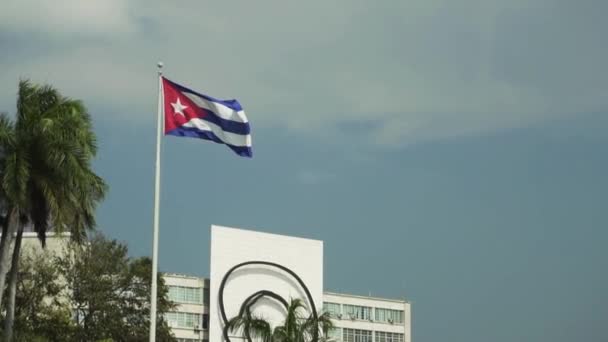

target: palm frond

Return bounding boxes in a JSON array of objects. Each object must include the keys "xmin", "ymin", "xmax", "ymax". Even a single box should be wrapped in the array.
[
  {"xmin": 2, "ymin": 80, "xmax": 107, "ymax": 246},
  {"xmin": 301, "ymin": 310, "xmax": 334, "ymax": 342},
  {"xmin": 0, "ymin": 113, "xmax": 16, "ymax": 149},
  {"xmin": 2, "ymin": 146, "xmax": 30, "ymax": 207},
  {"xmin": 227, "ymin": 312, "xmax": 273, "ymax": 342}
]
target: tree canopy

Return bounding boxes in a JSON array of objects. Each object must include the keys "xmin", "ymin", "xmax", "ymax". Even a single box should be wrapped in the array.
[
  {"xmin": 0, "ymin": 79, "xmax": 109, "ymax": 340},
  {"xmin": 4, "ymin": 234, "xmax": 176, "ymax": 342}
]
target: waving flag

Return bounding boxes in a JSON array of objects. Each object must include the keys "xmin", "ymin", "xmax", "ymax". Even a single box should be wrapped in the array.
[{"xmin": 161, "ymin": 77, "xmax": 252, "ymax": 157}]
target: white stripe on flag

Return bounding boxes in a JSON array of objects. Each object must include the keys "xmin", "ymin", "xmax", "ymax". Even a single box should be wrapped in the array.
[
  {"xmin": 183, "ymin": 93, "xmax": 248, "ymax": 123},
  {"xmin": 182, "ymin": 118, "xmax": 252, "ymax": 147}
]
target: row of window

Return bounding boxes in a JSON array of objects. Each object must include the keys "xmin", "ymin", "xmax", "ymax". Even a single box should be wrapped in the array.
[
  {"xmin": 344, "ymin": 304, "xmax": 372, "ymax": 321},
  {"xmin": 375, "ymin": 331, "xmax": 405, "ymax": 342},
  {"xmin": 323, "ymin": 303, "xmax": 404, "ymax": 324},
  {"xmin": 168, "ymin": 286, "xmax": 203, "ymax": 304},
  {"xmin": 165, "ymin": 312, "xmax": 209, "ymax": 329},
  {"xmin": 375, "ymin": 308, "xmax": 404, "ymax": 324},
  {"xmin": 343, "ymin": 328, "xmax": 373, "ymax": 342},
  {"xmin": 330, "ymin": 328, "xmax": 404, "ymax": 342}
]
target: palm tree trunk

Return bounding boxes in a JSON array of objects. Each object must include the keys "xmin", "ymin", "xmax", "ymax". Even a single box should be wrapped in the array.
[
  {"xmin": 3, "ymin": 226, "xmax": 22, "ymax": 341},
  {"xmin": 3, "ymin": 224, "xmax": 23, "ymax": 342},
  {"xmin": 0, "ymin": 209, "xmax": 20, "ymax": 312}
]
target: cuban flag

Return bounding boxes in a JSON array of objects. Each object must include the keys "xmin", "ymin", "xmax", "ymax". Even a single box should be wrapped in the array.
[{"xmin": 162, "ymin": 77, "xmax": 252, "ymax": 157}]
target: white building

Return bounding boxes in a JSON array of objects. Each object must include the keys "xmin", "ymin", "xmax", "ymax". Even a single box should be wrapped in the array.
[
  {"xmin": 164, "ymin": 274, "xmax": 209, "ymax": 342},
  {"xmin": 323, "ymin": 292, "xmax": 411, "ymax": 342},
  {"xmin": 17, "ymin": 231, "xmax": 70, "ymax": 258},
  {"xmin": 15, "ymin": 227, "xmax": 411, "ymax": 342},
  {"xmin": 163, "ymin": 226, "xmax": 411, "ymax": 342}
]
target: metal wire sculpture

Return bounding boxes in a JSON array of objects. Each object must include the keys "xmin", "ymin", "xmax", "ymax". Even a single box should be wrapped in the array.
[{"xmin": 218, "ymin": 261, "xmax": 319, "ymax": 342}]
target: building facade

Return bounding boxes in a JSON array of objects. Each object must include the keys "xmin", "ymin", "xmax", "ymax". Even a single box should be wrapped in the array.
[
  {"xmin": 164, "ymin": 273, "xmax": 210, "ymax": 342},
  {"xmin": 163, "ymin": 225, "xmax": 411, "ymax": 342},
  {"xmin": 162, "ymin": 274, "xmax": 411, "ymax": 342},
  {"xmin": 19, "ymin": 231, "xmax": 70, "ymax": 257},
  {"xmin": 323, "ymin": 292, "xmax": 411, "ymax": 342},
  {"xmin": 16, "ymin": 227, "xmax": 411, "ymax": 342},
  {"xmin": 209, "ymin": 226, "xmax": 324, "ymax": 342}
]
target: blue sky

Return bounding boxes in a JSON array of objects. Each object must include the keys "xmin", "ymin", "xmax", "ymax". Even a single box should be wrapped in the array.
[{"xmin": 1, "ymin": 1, "xmax": 607, "ymax": 341}]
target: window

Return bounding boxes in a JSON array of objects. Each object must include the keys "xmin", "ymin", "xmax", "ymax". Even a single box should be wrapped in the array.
[
  {"xmin": 203, "ymin": 314, "xmax": 209, "ymax": 329},
  {"xmin": 375, "ymin": 308, "xmax": 404, "ymax": 324},
  {"xmin": 204, "ymin": 287, "xmax": 210, "ymax": 305},
  {"xmin": 165, "ymin": 312, "xmax": 203, "ymax": 329},
  {"xmin": 323, "ymin": 302, "xmax": 341, "ymax": 317},
  {"xmin": 343, "ymin": 328, "xmax": 372, "ymax": 342},
  {"xmin": 328, "ymin": 327, "xmax": 341, "ymax": 342},
  {"xmin": 168, "ymin": 286, "xmax": 203, "ymax": 304},
  {"xmin": 343, "ymin": 304, "xmax": 372, "ymax": 320},
  {"xmin": 375, "ymin": 332, "xmax": 404, "ymax": 342}
]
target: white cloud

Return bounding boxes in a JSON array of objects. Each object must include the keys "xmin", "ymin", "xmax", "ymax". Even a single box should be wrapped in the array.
[
  {"xmin": 1, "ymin": 0, "xmax": 137, "ymax": 36},
  {"xmin": 0, "ymin": 0, "xmax": 606, "ymax": 146}
]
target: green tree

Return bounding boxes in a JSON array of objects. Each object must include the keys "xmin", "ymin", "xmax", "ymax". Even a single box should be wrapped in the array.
[
  {"xmin": 4, "ymin": 234, "xmax": 176, "ymax": 341},
  {"xmin": 9, "ymin": 252, "xmax": 75, "ymax": 342},
  {"xmin": 0, "ymin": 80, "xmax": 107, "ymax": 340},
  {"xmin": 58, "ymin": 234, "xmax": 176, "ymax": 342},
  {"xmin": 227, "ymin": 298, "xmax": 334, "ymax": 342}
]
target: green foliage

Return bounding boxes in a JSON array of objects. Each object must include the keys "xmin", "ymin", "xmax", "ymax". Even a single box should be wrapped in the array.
[
  {"xmin": 5, "ymin": 252, "xmax": 75, "ymax": 341},
  {"xmin": 5, "ymin": 234, "xmax": 176, "ymax": 341},
  {"xmin": 58, "ymin": 233, "xmax": 176, "ymax": 341},
  {"xmin": 228, "ymin": 298, "xmax": 334, "ymax": 342},
  {"xmin": 0, "ymin": 79, "xmax": 107, "ymax": 246},
  {"xmin": 0, "ymin": 78, "xmax": 109, "ymax": 340}
]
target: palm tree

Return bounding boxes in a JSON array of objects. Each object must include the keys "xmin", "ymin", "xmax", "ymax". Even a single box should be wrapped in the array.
[
  {"xmin": 227, "ymin": 298, "xmax": 334, "ymax": 342},
  {"xmin": 0, "ymin": 80, "xmax": 107, "ymax": 340}
]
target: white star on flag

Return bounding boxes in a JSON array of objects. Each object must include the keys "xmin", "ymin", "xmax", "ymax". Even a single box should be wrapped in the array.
[{"xmin": 171, "ymin": 98, "xmax": 188, "ymax": 116}]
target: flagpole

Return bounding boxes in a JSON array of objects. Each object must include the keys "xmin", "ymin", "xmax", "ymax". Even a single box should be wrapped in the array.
[{"xmin": 149, "ymin": 61, "xmax": 163, "ymax": 342}]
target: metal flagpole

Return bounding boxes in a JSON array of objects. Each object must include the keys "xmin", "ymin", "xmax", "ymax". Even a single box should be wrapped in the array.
[{"xmin": 149, "ymin": 61, "xmax": 164, "ymax": 342}]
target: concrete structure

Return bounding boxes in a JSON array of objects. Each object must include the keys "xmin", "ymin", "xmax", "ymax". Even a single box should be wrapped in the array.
[
  {"xmin": 209, "ymin": 225, "xmax": 324, "ymax": 342},
  {"xmin": 163, "ymin": 225, "xmax": 411, "ymax": 342}
]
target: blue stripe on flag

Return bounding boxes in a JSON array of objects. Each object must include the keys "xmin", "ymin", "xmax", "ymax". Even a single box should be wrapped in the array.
[
  {"xmin": 201, "ymin": 109, "xmax": 251, "ymax": 135},
  {"xmin": 166, "ymin": 127, "xmax": 253, "ymax": 157},
  {"xmin": 164, "ymin": 78, "xmax": 243, "ymax": 112}
]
